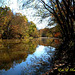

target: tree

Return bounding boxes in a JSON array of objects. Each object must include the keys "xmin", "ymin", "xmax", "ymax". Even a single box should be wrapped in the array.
[
  {"xmin": 0, "ymin": 6, "xmax": 39, "ymax": 39},
  {"xmin": 23, "ymin": 0, "xmax": 75, "ymax": 41},
  {"xmin": 10, "ymin": 13, "xmax": 28, "ymax": 39},
  {"xmin": 28, "ymin": 21, "xmax": 39, "ymax": 38},
  {"xmin": 42, "ymin": 0, "xmax": 75, "ymax": 41},
  {"xmin": 0, "ymin": 6, "xmax": 13, "ymax": 39}
]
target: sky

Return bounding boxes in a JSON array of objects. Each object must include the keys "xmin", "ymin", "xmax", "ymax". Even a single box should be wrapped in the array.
[{"xmin": 0, "ymin": 0, "xmax": 55, "ymax": 30}]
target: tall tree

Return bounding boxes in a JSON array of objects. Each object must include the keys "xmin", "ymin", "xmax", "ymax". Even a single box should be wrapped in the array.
[
  {"xmin": 0, "ymin": 6, "xmax": 13, "ymax": 39},
  {"xmin": 23, "ymin": 0, "xmax": 75, "ymax": 41},
  {"xmin": 40, "ymin": 0, "xmax": 75, "ymax": 41}
]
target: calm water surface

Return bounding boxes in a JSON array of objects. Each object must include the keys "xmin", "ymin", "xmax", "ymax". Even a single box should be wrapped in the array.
[{"xmin": 0, "ymin": 38, "xmax": 60, "ymax": 75}]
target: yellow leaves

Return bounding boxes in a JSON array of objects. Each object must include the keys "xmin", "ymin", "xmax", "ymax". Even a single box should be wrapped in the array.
[
  {"xmin": 51, "ymin": 16, "xmax": 53, "ymax": 18},
  {"xmin": 4, "ymin": 17, "xmax": 8, "ymax": 25},
  {"xmin": 51, "ymin": 14, "xmax": 54, "ymax": 18},
  {"xmin": 55, "ymin": 5, "xmax": 57, "ymax": 8}
]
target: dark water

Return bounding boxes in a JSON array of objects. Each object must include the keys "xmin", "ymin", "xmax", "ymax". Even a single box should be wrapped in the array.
[{"xmin": 0, "ymin": 38, "xmax": 61, "ymax": 75}]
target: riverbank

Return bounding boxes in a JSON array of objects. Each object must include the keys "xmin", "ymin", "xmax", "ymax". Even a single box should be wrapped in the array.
[
  {"xmin": 0, "ymin": 37, "xmax": 59, "ymax": 74},
  {"xmin": 0, "ymin": 37, "xmax": 62, "ymax": 48},
  {"xmin": 42, "ymin": 39, "xmax": 75, "ymax": 75}
]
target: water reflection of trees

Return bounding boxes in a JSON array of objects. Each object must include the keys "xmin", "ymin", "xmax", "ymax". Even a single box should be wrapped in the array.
[
  {"xmin": 39, "ymin": 38, "xmax": 61, "ymax": 48},
  {"xmin": 0, "ymin": 39, "xmax": 38, "ymax": 70},
  {"xmin": 0, "ymin": 38, "xmax": 60, "ymax": 71}
]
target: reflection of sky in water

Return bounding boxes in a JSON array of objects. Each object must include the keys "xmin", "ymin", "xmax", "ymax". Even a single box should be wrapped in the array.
[{"xmin": 0, "ymin": 45, "xmax": 55, "ymax": 75}]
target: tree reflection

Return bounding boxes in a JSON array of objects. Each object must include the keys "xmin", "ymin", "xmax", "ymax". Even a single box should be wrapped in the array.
[{"xmin": 0, "ymin": 38, "xmax": 61, "ymax": 73}]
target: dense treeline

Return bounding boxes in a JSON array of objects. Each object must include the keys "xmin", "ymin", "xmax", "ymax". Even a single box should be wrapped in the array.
[{"xmin": 0, "ymin": 6, "xmax": 39, "ymax": 39}]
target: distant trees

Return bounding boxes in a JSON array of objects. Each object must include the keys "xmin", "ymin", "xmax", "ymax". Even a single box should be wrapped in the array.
[
  {"xmin": 0, "ymin": 6, "xmax": 39, "ymax": 39},
  {"xmin": 39, "ymin": 28, "xmax": 51, "ymax": 37},
  {"xmin": 39, "ymin": 25, "xmax": 61, "ymax": 37}
]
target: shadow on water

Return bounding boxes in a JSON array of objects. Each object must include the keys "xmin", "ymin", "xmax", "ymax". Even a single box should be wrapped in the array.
[
  {"xmin": 0, "ymin": 38, "xmax": 61, "ymax": 75},
  {"xmin": 42, "ymin": 39, "xmax": 75, "ymax": 75}
]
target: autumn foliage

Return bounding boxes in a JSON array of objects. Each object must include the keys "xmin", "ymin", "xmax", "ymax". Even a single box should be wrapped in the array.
[
  {"xmin": 54, "ymin": 32, "xmax": 61, "ymax": 37},
  {"xmin": 0, "ymin": 6, "xmax": 39, "ymax": 39},
  {"xmin": 41, "ymin": 0, "xmax": 75, "ymax": 41}
]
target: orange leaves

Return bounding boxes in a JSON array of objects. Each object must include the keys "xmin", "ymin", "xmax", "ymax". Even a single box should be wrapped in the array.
[
  {"xmin": 54, "ymin": 32, "xmax": 61, "ymax": 37},
  {"xmin": 58, "ymin": 14, "xmax": 60, "ymax": 16},
  {"xmin": 55, "ymin": 5, "xmax": 57, "ymax": 8},
  {"xmin": 51, "ymin": 15, "xmax": 54, "ymax": 18},
  {"xmin": 54, "ymin": 39, "xmax": 60, "ymax": 44},
  {"xmin": 51, "ymin": 14, "xmax": 54, "ymax": 18}
]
